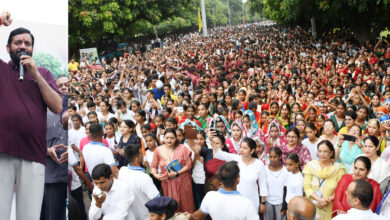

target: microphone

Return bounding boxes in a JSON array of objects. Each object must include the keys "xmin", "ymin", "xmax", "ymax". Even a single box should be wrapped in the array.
[{"xmin": 19, "ymin": 51, "xmax": 27, "ymax": 81}]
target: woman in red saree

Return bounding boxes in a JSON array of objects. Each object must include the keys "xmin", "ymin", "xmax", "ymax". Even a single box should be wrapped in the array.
[{"xmin": 332, "ymin": 156, "xmax": 382, "ymax": 217}]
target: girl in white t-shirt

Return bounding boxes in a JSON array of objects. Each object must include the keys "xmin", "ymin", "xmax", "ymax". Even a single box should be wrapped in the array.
[
  {"xmin": 144, "ymin": 133, "xmax": 158, "ymax": 168},
  {"xmin": 69, "ymin": 114, "xmax": 86, "ymax": 149},
  {"xmin": 144, "ymin": 133, "xmax": 162, "ymax": 193},
  {"xmin": 188, "ymin": 130, "xmax": 207, "ymax": 208},
  {"xmin": 265, "ymin": 147, "xmax": 288, "ymax": 220},
  {"xmin": 104, "ymin": 122, "xmax": 117, "ymax": 151},
  {"xmin": 302, "ymin": 123, "xmax": 320, "ymax": 161},
  {"xmin": 285, "ymin": 153, "xmax": 303, "ymax": 204},
  {"xmin": 98, "ymin": 101, "xmax": 115, "ymax": 123}
]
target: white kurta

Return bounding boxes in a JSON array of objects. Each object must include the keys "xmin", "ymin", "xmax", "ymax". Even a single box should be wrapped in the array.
[{"xmin": 368, "ymin": 157, "xmax": 390, "ymax": 185}]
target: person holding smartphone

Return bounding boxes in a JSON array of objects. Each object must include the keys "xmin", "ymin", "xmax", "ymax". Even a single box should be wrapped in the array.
[{"xmin": 336, "ymin": 125, "xmax": 364, "ymax": 173}]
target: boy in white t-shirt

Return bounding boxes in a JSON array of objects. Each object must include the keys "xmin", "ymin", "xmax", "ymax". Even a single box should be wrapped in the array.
[
  {"xmin": 82, "ymin": 123, "xmax": 119, "ymax": 178},
  {"xmin": 187, "ymin": 161, "xmax": 259, "ymax": 220},
  {"xmin": 118, "ymin": 143, "xmax": 160, "ymax": 220}
]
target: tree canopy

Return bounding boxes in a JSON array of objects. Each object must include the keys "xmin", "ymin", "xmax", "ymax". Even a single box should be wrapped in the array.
[
  {"xmin": 248, "ymin": 0, "xmax": 390, "ymax": 40},
  {"xmin": 69, "ymin": 0, "xmax": 253, "ymax": 57},
  {"xmin": 69, "ymin": 0, "xmax": 192, "ymax": 57}
]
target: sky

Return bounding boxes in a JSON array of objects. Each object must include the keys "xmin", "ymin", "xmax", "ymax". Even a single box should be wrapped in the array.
[
  {"xmin": 0, "ymin": 0, "xmax": 67, "ymax": 63},
  {"xmin": 3, "ymin": 0, "xmax": 67, "ymax": 26}
]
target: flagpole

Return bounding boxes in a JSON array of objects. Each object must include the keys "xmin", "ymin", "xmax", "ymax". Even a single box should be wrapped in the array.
[
  {"xmin": 227, "ymin": 0, "xmax": 232, "ymax": 27},
  {"xmin": 201, "ymin": 0, "xmax": 208, "ymax": 37}
]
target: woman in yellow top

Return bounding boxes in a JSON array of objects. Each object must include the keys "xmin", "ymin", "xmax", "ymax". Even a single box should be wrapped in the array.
[
  {"xmin": 337, "ymin": 111, "xmax": 357, "ymax": 135},
  {"xmin": 303, "ymin": 140, "xmax": 346, "ymax": 220}
]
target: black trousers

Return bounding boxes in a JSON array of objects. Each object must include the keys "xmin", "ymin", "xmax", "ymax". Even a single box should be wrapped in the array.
[
  {"xmin": 40, "ymin": 182, "xmax": 67, "ymax": 220},
  {"xmin": 71, "ymin": 186, "xmax": 88, "ymax": 220}
]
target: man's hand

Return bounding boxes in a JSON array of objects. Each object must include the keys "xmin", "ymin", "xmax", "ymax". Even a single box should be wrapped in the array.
[
  {"xmin": 47, "ymin": 148, "xmax": 59, "ymax": 164},
  {"xmin": 93, "ymin": 193, "xmax": 106, "ymax": 208},
  {"xmin": 47, "ymin": 144, "xmax": 68, "ymax": 164},
  {"xmin": 58, "ymin": 149, "xmax": 68, "ymax": 164},
  {"xmin": 20, "ymin": 55, "xmax": 39, "ymax": 78},
  {"xmin": 0, "ymin": 11, "xmax": 12, "ymax": 26}
]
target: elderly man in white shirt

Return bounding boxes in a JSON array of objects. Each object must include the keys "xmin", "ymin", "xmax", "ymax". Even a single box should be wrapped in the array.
[
  {"xmin": 118, "ymin": 144, "xmax": 160, "ymax": 220},
  {"xmin": 333, "ymin": 180, "xmax": 387, "ymax": 220},
  {"xmin": 89, "ymin": 163, "xmax": 135, "ymax": 220}
]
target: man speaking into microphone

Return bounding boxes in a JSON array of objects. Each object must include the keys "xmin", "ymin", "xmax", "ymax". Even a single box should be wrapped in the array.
[{"xmin": 0, "ymin": 11, "xmax": 63, "ymax": 220}]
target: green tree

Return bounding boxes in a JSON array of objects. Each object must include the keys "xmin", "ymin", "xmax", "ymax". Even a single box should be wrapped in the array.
[
  {"xmin": 248, "ymin": 0, "xmax": 390, "ymax": 41},
  {"xmin": 33, "ymin": 53, "xmax": 67, "ymax": 79},
  {"xmin": 205, "ymin": 0, "xmax": 228, "ymax": 28},
  {"xmin": 69, "ymin": 0, "xmax": 193, "ymax": 57}
]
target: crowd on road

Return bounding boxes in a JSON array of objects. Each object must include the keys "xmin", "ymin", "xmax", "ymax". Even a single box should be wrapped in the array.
[{"xmin": 67, "ymin": 21, "xmax": 390, "ymax": 220}]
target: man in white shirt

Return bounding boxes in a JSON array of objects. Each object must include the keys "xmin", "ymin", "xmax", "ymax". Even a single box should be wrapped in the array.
[
  {"xmin": 118, "ymin": 144, "xmax": 160, "ymax": 220},
  {"xmin": 187, "ymin": 161, "xmax": 259, "ymax": 220},
  {"xmin": 333, "ymin": 180, "xmax": 387, "ymax": 220},
  {"xmin": 82, "ymin": 123, "xmax": 119, "ymax": 178},
  {"xmin": 89, "ymin": 164, "xmax": 135, "ymax": 220}
]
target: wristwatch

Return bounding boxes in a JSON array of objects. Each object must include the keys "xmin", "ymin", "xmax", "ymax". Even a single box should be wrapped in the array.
[{"xmin": 260, "ymin": 201, "xmax": 266, "ymax": 205}]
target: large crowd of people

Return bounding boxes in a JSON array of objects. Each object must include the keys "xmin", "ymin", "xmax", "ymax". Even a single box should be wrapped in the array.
[{"xmin": 67, "ymin": 21, "xmax": 390, "ymax": 219}]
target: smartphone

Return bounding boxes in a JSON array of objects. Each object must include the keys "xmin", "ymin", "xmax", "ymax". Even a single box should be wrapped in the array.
[
  {"xmin": 210, "ymin": 129, "xmax": 223, "ymax": 137},
  {"xmin": 343, "ymin": 134, "xmax": 356, "ymax": 142}
]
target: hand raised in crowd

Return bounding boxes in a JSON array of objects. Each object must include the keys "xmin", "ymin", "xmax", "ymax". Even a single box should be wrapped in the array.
[{"xmin": 0, "ymin": 11, "xmax": 12, "ymax": 26}]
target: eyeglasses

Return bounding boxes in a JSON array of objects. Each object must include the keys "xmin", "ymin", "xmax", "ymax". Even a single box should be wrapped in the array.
[
  {"xmin": 286, "ymin": 136, "xmax": 298, "ymax": 139},
  {"xmin": 318, "ymin": 150, "xmax": 331, "ymax": 154}
]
